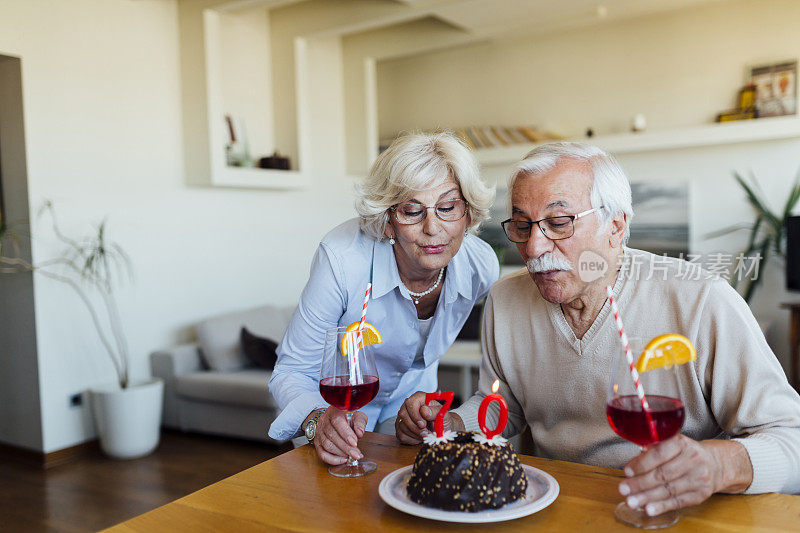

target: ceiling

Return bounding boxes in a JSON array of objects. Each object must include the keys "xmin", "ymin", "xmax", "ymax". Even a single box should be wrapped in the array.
[
  {"xmin": 392, "ymin": 0, "xmax": 730, "ymax": 38},
  {"xmin": 208, "ymin": 0, "xmax": 732, "ymax": 45}
]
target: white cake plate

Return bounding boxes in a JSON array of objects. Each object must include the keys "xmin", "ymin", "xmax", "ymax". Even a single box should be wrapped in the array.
[{"xmin": 378, "ymin": 464, "xmax": 559, "ymax": 523}]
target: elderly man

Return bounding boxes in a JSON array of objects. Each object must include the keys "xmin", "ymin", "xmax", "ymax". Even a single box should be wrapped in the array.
[{"xmin": 396, "ymin": 142, "xmax": 800, "ymax": 518}]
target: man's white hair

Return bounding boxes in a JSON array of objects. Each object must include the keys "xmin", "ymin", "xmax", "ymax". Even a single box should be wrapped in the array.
[{"xmin": 509, "ymin": 142, "xmax": 634, "ymax": 245}]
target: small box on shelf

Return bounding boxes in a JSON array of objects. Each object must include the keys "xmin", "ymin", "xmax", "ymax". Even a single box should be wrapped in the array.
[{"xmin": 257, "ymin": 152, "xmax": 291, "ymax": 170}]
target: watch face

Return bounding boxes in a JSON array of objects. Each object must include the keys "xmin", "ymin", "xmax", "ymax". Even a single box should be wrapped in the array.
[{"xmin": 305, "ymin": 420, "xmax": 316, "ymax": 441}]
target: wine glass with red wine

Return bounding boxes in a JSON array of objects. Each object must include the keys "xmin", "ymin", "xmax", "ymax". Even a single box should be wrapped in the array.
[
  {"xmin": 606, "ymin": 336, "xmax": 685, "ymax": 529},
  {"xmin": 318, "ymin": 326, "xmax": 380, "ymax": 477}
]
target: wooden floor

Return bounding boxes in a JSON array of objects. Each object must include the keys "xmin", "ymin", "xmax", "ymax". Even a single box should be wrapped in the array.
[{"xmin": 0, "ymin": 431, "xmax": 292, "ymax": 533}]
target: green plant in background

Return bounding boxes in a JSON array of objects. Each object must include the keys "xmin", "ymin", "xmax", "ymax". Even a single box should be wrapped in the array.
[
  {"xmin": 709, "ymin": 169, "xmax": 800, "ymax": 303},
  {"xmin": 0, "ymin": 201, "xmax": 134, "ymax": 388}
]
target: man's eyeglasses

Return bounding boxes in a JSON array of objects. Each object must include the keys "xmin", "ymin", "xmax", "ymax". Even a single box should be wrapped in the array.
[
  {"xmin": 390, "ymin": 199, "xmax": 468, "ymax": 225},
  {"xmin": 501, "ymin": 206, "xmax": 605, "ymax": 243}
]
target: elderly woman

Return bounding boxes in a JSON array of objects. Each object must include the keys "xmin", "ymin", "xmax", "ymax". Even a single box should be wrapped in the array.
[{"xmin": 268, "ymin": 131, "xmax": 498, "ymax": 466}]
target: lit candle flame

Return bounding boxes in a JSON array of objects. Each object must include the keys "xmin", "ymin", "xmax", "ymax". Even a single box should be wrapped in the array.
[
  {"xmin": 613, "ymin": 384, "xmax": 619, "ymax": 394},
  {"xmin": 492, "ymin": 379, "xmax": 500, "ymax": 393}
]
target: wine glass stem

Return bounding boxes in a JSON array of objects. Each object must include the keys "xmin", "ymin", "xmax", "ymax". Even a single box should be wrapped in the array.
[{"xmin": 345, "ymin": 411, "xmax": 358, "ymax": 467}]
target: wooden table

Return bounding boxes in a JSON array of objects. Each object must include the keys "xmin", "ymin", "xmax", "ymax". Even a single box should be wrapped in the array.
[
  {"xmin": 107, "ymin": 432, "xmax": 798, "ymax": 532},
  {"xmin": 782, "ymin": 302, "xmax": 800, "ymax": 390}
]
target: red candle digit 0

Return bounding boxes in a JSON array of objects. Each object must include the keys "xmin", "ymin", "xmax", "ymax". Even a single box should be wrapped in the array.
[
  {"xmin": 425, "ymin": 391, "xmax": 454, "ymax": 437},
  {"xmin": 478, "ymin": 380, "xmax": 509, "ymax": 439}
]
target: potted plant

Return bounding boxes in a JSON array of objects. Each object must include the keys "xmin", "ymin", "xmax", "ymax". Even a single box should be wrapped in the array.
[
  {"xmin": 0, "ymin": 202, "xmax": 163, "ymax": 459},
  {"xmin": 708, "ymin": 169, "xmax": 800, "ymax": 303}
]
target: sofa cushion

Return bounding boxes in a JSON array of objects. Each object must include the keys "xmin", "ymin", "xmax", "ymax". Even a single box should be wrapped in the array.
[
  {"xmin": 240, "ymin": 327, "xmax": 279, "ymax": 369},
  {"xmin": 175, "ymin": 369, "xmax": 276, "ymax": 409},
  {"xmin": 196, "ymin": 305, "xmax": 295, "ymax": 371}
]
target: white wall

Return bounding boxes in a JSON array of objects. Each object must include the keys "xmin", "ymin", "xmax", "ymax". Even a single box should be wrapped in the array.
[
  {"xmin": 378, "ymin": 0, "xmax": 800, "ymax": 139},
  {"xmin": 0, "ymin": 0, "xmax": 354, "ymax": 452},
  {"xmin": 341, "ymin": 17, "xmax": 473, "ymax": 175},
  {"xmin": 219, "ymin": 7, "xmax": 274, "ymax": 158},
  {"xmin": 378, "ymin": 0, "xmax": 800, "ymax": 372}
]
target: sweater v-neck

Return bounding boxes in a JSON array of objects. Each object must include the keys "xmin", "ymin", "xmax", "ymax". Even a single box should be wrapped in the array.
[{"xmin": 544, "ymin": 249, "xmax": 631, "ymax": 356}]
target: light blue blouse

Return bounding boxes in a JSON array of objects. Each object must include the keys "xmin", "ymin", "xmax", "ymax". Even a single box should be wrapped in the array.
[{"xmin": 267, "ymin": 218, "xmax": 499, "ymax": 441}]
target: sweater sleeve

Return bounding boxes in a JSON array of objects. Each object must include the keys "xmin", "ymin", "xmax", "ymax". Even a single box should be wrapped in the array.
[
  {"xmin": 698, "ymin": 280, "xmax": 800, "ymax": 494},
  {"xmin": 451, "ymin": 289, "xmax": 527, "ymax": 437}
]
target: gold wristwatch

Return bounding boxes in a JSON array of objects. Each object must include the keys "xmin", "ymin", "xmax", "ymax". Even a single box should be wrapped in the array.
[{"xmin": 304, "ymin": 408, "xmax": 326, "ymax": 443}]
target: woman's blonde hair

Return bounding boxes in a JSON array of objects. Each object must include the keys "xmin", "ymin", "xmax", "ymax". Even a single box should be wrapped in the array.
[{"xmin": 355, "ymin": 131, "xmax": 494, "ymax": 241}]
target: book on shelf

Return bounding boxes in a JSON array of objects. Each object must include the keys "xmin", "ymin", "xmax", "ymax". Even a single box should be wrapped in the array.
[
  {"xmin": 455, "ymin": 129, "xmax": 478, "ymax": 150},
  {"xmin": 468, "ymin": 126, "xmax": 492, "ymax": 148},
  {"xmin": 491, "ymin": 126, "xmax": 513, "ymax": 146},
  {"xmin": 504, "ymin": 126, "xmax": 528, "ymax": 144},
  {"xmin": 483, "ymin": 126, "xmax": 505, "ymax": 147},
  {"xmin": 380, "ymin": 125, "xmax": 563, "ymax": 153},
  {"xmin": 518, "ymin": 125, "xmax": 547, "ymax": 143}
]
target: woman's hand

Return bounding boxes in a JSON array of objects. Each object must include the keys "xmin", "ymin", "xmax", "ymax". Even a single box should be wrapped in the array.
[
  {"xmin": 395, "ymin": 391, "xmax": 465, "ymax": 445},
  {"xmin": 310, "ymin": 407, "xmax": 368, "ymax": 465}
]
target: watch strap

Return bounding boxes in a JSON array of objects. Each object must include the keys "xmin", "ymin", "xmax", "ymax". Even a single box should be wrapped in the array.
[{"xmin": 306, "ymin": 408, "xmax": 326, "ymax": 442}]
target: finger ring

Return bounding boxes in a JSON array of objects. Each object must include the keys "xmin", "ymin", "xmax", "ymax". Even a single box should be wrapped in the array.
[{"xmin": 398, "ymin": 417, "xmax": 403, "ymax": 424}]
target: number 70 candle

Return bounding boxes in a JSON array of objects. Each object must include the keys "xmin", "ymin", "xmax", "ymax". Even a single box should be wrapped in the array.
[
  {"xmin": 478, "ymin": 380, "xmax": 508, "ymax": 440},
  {"xmin": 424, "ymin": 391, "xmax": 454, "ymax": 438}
]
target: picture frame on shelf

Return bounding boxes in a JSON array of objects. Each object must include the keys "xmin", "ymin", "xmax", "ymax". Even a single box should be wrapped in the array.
[{"xmin": 749, "ymin": 60, "xmax": 797, "ymax": 118}]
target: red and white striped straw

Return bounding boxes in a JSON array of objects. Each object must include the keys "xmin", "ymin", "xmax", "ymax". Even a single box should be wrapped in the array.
[
  {"xmin": 353, "ymin": 283, "xmax": 372, "ymax": 384},
  {"xmin": 358, "ymin": 283, "xmax": 371, "ymax": 335},
  {"xmin": 605, "ymin": 285, "xmax": 659, "ymax": 443}
]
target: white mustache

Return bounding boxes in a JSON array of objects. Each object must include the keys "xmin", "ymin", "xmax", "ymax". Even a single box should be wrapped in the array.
[{"xmin": 526, "ymin": 252, "xmax": 574, "ymax": 273}]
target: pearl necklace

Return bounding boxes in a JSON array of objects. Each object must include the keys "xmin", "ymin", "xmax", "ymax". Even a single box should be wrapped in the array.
[{"xmin": 403, "ymin": 268, "xmax": 444, "ymax": 305}]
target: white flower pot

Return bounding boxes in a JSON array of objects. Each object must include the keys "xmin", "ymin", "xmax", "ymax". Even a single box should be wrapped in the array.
[{"xmin": 90, "ymin": 378, "xmax": 164, "ymax": 459}]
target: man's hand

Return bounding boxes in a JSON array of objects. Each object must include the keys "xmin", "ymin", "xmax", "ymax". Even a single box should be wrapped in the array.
[
  {"xmin": 308, "ymin": 407, "xmax": 368, "ymax": 465},
  {"xmin": 619, "ymin": 434, "xmax": 753, "ymax": 516},
  {"xmin": 395, "ymin": 391, "xmax": 465, "ymax": 444}
]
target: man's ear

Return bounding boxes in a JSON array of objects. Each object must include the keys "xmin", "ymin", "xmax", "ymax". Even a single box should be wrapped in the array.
[{"xmin": 609, "ymin": 213, "xmax": 627, "ymax": 247}]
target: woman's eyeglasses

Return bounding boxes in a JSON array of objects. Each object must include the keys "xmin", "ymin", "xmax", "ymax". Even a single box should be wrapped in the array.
[{"xmin": 391, "ymin": 199, "xmax": 467, "ymax": 225}]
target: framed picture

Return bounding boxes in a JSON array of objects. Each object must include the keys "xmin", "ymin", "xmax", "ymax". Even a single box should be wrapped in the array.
[{"xmin": 749, "ymin": 60, "xmax": 797, "ymax": 117}]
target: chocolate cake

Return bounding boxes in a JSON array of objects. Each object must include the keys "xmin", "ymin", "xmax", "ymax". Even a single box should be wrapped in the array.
[{"xmin": 406, "ymin": 431, "xmax": 527, "ymax": 512}]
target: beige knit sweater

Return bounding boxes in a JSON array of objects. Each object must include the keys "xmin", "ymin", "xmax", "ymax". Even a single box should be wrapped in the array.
[{"xmin": 452, "ymin": 248, "xmax": 800, "ymax": 494}]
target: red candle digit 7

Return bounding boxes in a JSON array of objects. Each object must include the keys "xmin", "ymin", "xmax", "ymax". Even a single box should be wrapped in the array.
[{"xmin": 424, "ymin": 391, "xmax": 454, "ymax": 437}]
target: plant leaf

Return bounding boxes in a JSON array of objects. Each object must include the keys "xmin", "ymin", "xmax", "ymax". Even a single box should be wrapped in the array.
[
  {"xmin": 704, "ymin": 223, "xmax": 752, "ymax": 240},
  {"xmin": 782, "ymin": 166, "xmax": 800, "ymax": 220},
  {"xmin": 745, "ymin": 215, "xmax": 763, "ymax": 254},
  {"xmin": 734, "ymin": 171, "xmax": 780, "ymax": 227},
  {"xmin": 742, "ymin": 238, "xmax": 772, "ymax": 303}
]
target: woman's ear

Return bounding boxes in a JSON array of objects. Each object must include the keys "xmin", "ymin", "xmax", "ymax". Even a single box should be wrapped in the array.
[{"xmin": 384, "ymin": 218, "xmax": 394, "ymax": 240}]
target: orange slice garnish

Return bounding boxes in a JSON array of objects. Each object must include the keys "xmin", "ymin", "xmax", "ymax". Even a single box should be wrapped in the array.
[
  {"xmin": 340, "ymin": 321, "xmax": 383, "ymax": 355},
  {"xmin": 636, "ymin": 334, "xmax": 696, "ymax": 373}
]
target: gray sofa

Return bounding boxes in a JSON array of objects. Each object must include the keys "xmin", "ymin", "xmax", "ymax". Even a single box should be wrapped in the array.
[{"xmin": 150, "ymin": 304, "xmax": 295, "ymax": 443}]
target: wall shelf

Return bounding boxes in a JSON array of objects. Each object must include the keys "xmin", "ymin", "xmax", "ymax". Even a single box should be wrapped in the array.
[
  {"xmin": 475, "ymin": 116, "xmax": 800, "ymax": 167},
  {"xmin": 188, "ymin": 8, "xmax": 312, "ymax": 191},
  {"xmin": 211, "ymin": 166, "xmax": 309, "ymax": 190}
]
